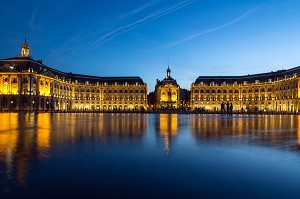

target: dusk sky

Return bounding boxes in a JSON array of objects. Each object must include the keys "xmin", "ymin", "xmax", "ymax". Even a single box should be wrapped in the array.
[{"xmin": 1, "ymin": 0, "xmax": 300, "ymax": 91}]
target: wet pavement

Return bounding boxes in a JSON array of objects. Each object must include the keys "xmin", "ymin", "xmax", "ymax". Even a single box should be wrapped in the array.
[{"xmin": 0, "ymin": 113, "xmax": 300, "ymax": 198}]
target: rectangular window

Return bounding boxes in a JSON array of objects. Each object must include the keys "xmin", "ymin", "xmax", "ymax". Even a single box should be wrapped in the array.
[{"xmin": 12, "ymin": 78, "xmax": 18, "ymax": 83}]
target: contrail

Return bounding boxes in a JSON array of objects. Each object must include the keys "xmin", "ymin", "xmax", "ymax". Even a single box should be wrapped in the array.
[
  {"xmin": 88, "ymin": 0, "xmax": 197, "ymax": 49},
  {"xmin": 77, "ymin": 1, "xmax": 163, "ymax": 51},
  {"xmin": 47, "ymin": 0, "xmax": 197, "ymax": 66},
  {"xmin": 120, "ymin": 0, "xmax": 162, "ymax": 19},
  {"xmin": 163, "ymin": 5, "xmax": 261, "ymax": 48},
  {"xmin": 48, "ymin": 1, "xmax": 163, "ymax": 63}
]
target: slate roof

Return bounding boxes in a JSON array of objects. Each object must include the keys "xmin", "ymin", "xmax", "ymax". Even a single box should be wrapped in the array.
[
  {"xmin": 0, "ymin": 57, "xmax": 145, "ymax": 85},
  {"xmin": 156, "ymin": 77, "xmax": 179, "ymax": 88},
  {"xmin": 194, "ymin": 66, "xmax": 300, "ymax": 85}
]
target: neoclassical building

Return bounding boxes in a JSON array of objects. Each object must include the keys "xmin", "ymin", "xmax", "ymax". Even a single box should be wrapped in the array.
[
  {"xmin": 0, "ymin": 40, "xmax": 147, "ymax": 111},
  {"xmin": 190, "ymin": 67, "xmax": 300, "ymax": 112},
  {"xmin": 154, "ymin": 67, "xmax": 180, "ymax": 108}
]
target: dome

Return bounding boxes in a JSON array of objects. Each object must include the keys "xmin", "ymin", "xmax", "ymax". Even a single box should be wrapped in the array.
[
  {"xmin": 20, "ymin": 38, "xmax": 30, "ymax": 57},
  {"xmin": 167, "ymin": 67, "xmax": 171, "ymax": 73},
  {"xmin": 22, "ymin": 39, "xmax": 29, "ymax": 48}
]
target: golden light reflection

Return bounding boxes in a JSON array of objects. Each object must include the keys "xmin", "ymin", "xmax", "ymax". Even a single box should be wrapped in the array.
[
  {"xmin": 37, "ymin": 114, "xmax": 51, "ymax": 158},
  {"xmin": 190, "ymin": 115, "xmax": 300, "ymax": 149},
  {"xmin": 0, "ymin": 113, "xmax": 147, "ymax": 186},
  {"xmin": 158, "ymin": 114, "xmax": 178, "ymax": 154},
  {"xmin": 101, "ymin": 113, "xmax": 147, "ymax": 138},
  {"xmin": 0, "ymin": 114, "xmax": 18, "ymax": 160},
  {"xmin": 0, "ymin": 113, "xmax": 53, "ymax": 186},
  {"xmin": 0, "ymin": 114, "xmax": 25, "ymax": 185},
  {"xmin": 0, "ymin": 116, "xmax": 18, "ymax": 182},
  {"xmin": 298, "ymin": 116, "xmax": 300, "ymax": 145},
  {"xmin": 48, "ymin": 113, "xmax": 147, "ymax": 146}
]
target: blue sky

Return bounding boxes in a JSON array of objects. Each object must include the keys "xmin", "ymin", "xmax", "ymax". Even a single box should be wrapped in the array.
[{"xmin": 1, "ymin": 0, "xmax": 300, "ymax": 91}]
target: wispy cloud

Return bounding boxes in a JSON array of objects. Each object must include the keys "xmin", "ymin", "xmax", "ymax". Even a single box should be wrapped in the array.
[
  {"xmin": 47, "ymin": 0, "xmax": 197, "ymax": 66},
  {"xmin": 28, "ymin": 6, "xmax": 39, "ymax": 33},
  {"xmin": 162, "ymin": 5, "xmax": 261, "ymax": 48},
  {"xmin": 119, "ymin": 0, "xmax": 162, "ymax": 19},
  {"xmin": 86, "ymin": 0, "xmax": 197, "ymax": 50}
]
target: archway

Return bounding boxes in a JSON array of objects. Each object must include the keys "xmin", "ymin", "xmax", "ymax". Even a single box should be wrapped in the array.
[
  {"xmin": 22, "ymin": 96, "xmax": 28, "ymax": 110},
  {"xmin": 41, "ymin": 98, "xmax": 45, "ymax": 110},
  {"xmin": 10, "ymin": 97, "xmax": 16, "ymax": 110},
  {"xmin": 140, "ymin": 106, "xmax": 145, "ymax": 111},
  {"xmin": 2, "ymin": 97, "xmax": 8, "ymax": 110},
  {"xmin": 50, "ymin": 99, "xmax": 55, "ymax": 110},
  {"xmin": 56, "ymin": 100, "xmax": 59, "ymax": 110},
  {"xmin": 46, "ymin": 99, "xmax": 50, "ymax": 110},
  {"xmin": 32, "ymin": 97, "xmax": 37, "ymax": 110}
]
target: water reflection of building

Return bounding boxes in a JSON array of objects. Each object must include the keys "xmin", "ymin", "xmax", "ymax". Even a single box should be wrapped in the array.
[
  {"xmin": 0, "ymin": 113, "xmax": 147, "ymax": 187},
  {"xmin": 155, "ymin": 114, "xmax": 178, "ymax": 154},
  {"xmin": 190, "ymin": 115, "xmax": 300, "ymax": 150},
  {"xmin": 0, "ymin": 40, "xmax": 148, "ymax": 111},
  {"xmin": 49, "ymin": 114, "xmax": 147, "ymax": 146},
  {"xmin": 0, "ymin": 113, "xmax": 51, "ymax": 186},
  {"xmin": 37, "ymin": 114, "xmax": 51, "ymax": 158},
  {"xmin": 0, "ymin": 113, "xmax": 18, "ymax": 183},
  {"xmin": 100, "ymin": 114, "xmax": 147, "ymax": 138},
  {"xmin": 297, "ymin": 116, "xmax": 300, "ymax": 148}
]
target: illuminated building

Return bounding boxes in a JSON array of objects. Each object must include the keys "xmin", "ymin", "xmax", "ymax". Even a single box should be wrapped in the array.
[
  {"xmin": 0, "ymin": 40, "xmax": 147, "ymax": 111},
  {"xmin": 190, "ymin": 68, "xmax": 300, "ymax": 112},
  {"xmin": 154, "ymin": 67, "xmax": 180, "ymax": 108}
]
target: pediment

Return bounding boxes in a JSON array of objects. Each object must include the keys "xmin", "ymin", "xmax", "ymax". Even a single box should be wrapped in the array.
[{"xmin": 42, "ymin": 70, "xmax": 57, "ymax": 78}]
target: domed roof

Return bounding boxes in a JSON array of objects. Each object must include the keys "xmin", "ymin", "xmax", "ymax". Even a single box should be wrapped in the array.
[
  {"xmin": 20, "ymin": 38, "xmax": 31, "ymax": 57},
  {"xmin": 167, "ymin": 66, "xmax": 171, "ymax": 73},
  {"xmin": 22, "ymin": 39, "xmax": 29, "ymax": 48}
]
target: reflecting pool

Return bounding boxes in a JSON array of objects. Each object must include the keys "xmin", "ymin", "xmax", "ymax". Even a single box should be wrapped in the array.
[{"xmin": 1, "ymin": 113, "xmax": 300, "ymax": 198}]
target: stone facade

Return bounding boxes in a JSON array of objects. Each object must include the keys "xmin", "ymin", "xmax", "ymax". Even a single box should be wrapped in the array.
[
  {"xmin": 190, "ymin": 69, "xmax": 300, "ymax": 112},
  {"xmin": 154, "ymin": 67, "xmax": 180, "ymax": 109},
  {"xmin": 0, "ymin": 41, "xmax": 147, "ymax": 111},
  {"xmin": 2, "ymin": 39, "xmax": 300, "ymax": 113}
]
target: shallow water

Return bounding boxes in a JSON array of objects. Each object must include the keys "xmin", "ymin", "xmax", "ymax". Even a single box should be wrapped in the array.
[{"xmin": 0, "ymin": 113, "xmax": 300, "ymax": 198}]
